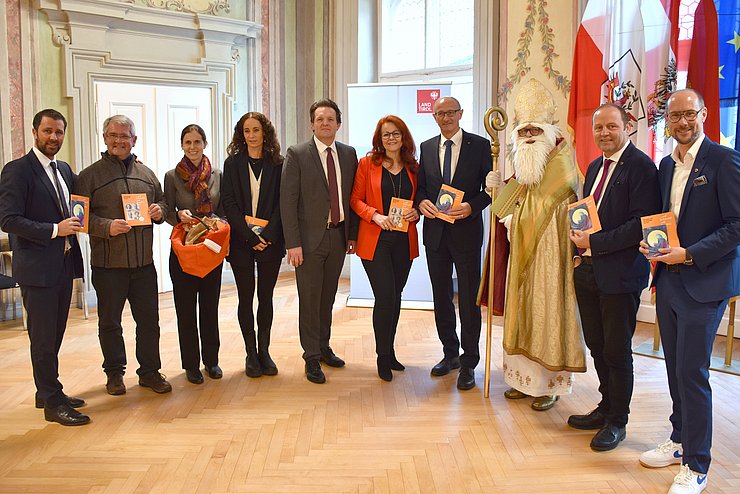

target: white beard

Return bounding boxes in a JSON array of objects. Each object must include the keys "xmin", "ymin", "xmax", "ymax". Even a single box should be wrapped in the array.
[{"xmin": 512, "ymin": 124, "xmax": 559, "ymax": 186}]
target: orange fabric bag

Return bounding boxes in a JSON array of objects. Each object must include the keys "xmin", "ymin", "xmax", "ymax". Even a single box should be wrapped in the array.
[{"xmin": 170, "ymin": 217, "xmax": 230, "ymax": 278}]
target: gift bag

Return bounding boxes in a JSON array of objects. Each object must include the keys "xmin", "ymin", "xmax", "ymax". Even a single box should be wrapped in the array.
[{"xmin": 171, "ymin": 216, "xmax": 230, "ymax": 278}]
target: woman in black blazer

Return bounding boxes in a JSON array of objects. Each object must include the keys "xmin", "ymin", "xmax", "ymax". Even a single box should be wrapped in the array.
[{"xmin": 221, "ymin": 112, "xmax": 285, "ymax": 377}]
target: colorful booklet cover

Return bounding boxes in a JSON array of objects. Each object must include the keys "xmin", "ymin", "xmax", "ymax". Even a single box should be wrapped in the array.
[
  {"xmin": 435, "ymin": 184, "xmax": 464, "ymax": 224},
  {"xmin": 70, "ymin": 194, "xmax": 89, "ymax": 233},
  {"xmin": 641, "ymin": 212, "xmax": 680, "ymax": 258},
  {"xmin": 568, "ymin": 196, "xmax": 602, "ymax": 234},
  {"xmin": 121, "ymin": 193, "xmax": 151, "ymax": 226},
  {"xmin": 244, "ymin": 215, "xmax": 269, "ymax": 235},
  {"xmin": 388, "ymin": 198, "xmax": 413, "ymax": 232}
]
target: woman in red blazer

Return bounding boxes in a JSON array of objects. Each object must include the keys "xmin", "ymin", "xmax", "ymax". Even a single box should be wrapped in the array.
[{"xmin": 350, "ymin": 115, "xmax": 420, "ymax": 381}]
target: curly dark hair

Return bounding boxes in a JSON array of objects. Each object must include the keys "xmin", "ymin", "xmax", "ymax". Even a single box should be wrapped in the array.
[
  {"xmin": 227, "ymin": 112, "xmax": 283, "ymax": 165},
  {"xmin": 368, "ymin": 115, "xmax": 418, "ymax": 171}
]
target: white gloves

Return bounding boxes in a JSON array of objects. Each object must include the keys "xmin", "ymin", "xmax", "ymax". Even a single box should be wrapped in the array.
[
  {"xmin": 499, "ymin": 214, "xmax": 512, "ymax": 241},
  {"xmin": 485, "ymin": 171, "xmax": 503, "ymax": 196}
]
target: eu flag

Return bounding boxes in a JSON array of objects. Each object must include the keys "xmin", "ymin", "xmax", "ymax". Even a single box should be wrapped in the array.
[{"xmin": 717, "ymin": 0, "xmax": 740, "ymax": 150}]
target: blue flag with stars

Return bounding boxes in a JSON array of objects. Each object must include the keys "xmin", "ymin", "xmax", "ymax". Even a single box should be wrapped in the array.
[{"xmin": 717, "ymin": 0, "xmax": 740, "ymax": 150}]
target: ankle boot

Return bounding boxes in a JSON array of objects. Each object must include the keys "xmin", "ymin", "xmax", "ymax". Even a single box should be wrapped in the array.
[
  {"xmin": 257, "ymin": 327, "xmax": 278, "ymax": 375},
  {"xmin": 244, "ymin": 333, "xmax": 262, "ymax": 378},
  {"xmin": 377, "ymin": 356, "xmax": 393, "ymax": 382},
  {"xmin": 390, "ymin": 349, "xmax": 405, "ymax": 371}
]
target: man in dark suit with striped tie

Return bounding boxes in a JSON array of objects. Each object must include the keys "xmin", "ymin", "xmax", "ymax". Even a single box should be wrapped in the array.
[{"xmin": 0, "ymin": 109, "xmax": 89, "ymax": 426}]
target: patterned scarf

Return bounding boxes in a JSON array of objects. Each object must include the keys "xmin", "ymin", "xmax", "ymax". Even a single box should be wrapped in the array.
[{"xmin": 176, "ymin": 154, "xmax": 213, "ymax": 214}]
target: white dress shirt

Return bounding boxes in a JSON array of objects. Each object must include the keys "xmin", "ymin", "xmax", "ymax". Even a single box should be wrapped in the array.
[
  {"xmin": 669, "ymin": 134, "xmax": 704, "ymax": 219},
  {"xmin": 437, "ymin": 128, "xmax": 463, "ymax": 180}
]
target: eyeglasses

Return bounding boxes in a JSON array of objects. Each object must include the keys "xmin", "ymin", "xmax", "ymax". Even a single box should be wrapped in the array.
[
  {"xmin": 666, "ymin": 108, "xmax": 703, "ymax": 123},
  {"xmin": 434, "ymin": 109, "xmax": 461, "ymax": 119},
  {"xmin": 517, "ymin": 127, "xmax": 544, "ymax": 137},
  {"xmin": 381, "ymin": 131, "xmax": 402, "ymax": 140},
  {"xmin": 105, "ymin": 133, "xmax": 133, "ymax": 141}
]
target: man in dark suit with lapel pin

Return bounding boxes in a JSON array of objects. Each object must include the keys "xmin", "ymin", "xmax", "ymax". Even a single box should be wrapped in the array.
[
  {"xmin": 637, "ymin": 89, "xmax": 740, "ymax": 494},
  {"xmin": 280, "ymin": 98, "xmax": 359, "ymax": 384},
  {"xmin": 0, "ymin": 109, "xmax": 89, "ymax": 426},
  {"xmin": 568, "ymin": 103, "xmax": 660, "ymax": 451},
  {"xmin": 417, "ymin": 96, "xmax": 492, "ymax": 390}
]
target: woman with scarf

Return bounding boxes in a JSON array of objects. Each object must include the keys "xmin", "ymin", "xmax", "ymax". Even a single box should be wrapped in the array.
[
  {"xmin": 164, "ymin": 124, "xmax": 223, "ymax": 384},
  {"xmin": 221, "ymin": 112, "xmax": 285, "ymax": 378}
]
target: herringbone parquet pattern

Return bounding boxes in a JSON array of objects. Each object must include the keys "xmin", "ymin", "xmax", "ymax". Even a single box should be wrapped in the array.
[{"xmin": 0, "ymin": 271, "xmax": 738, "ymax": 493}]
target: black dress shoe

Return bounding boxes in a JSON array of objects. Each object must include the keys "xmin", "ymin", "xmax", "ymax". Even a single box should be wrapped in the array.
[
  {"xmin": 430, "ymin": 357, "xmax": 460, "ymax": 376},
  {"xmin": 186, "ymin": 369, "xmax": 204, "ymax": 384},
  {"xmin": 590, "ymin": 423, "xmax": 626, "ymax": 451},
  {"xmin": 377, "ymin": 356, "xmax": 392, "ymax": 382},
  {"xmin": 206, "ymin": 365, "xmax": 223, "ymax": 379},
  {"xmin": 258, "ymin": 352, "xmax": 278, "ymax": 376},
  {"xmin": 35, "ymin": 394, "xmax": 85, "ymax": 409},
  {"xmin": 568, "ymin": 408, "xmax": 606, "ymax": 430},
  {"xmin": 305, "ymin": 359, "xmax": 326, "ymax": 384},
  {"xmin": 389, "ymin": 353, "xmax": 405, "ymax": 371},
  {"xmin": 457, "ymin": 367, "xmax": 476, "ymax": 390},
  {"xmin": 319, "ymin": 347, "xmax": 345, "ymax": 368},
  {"xmin": 44, "ymin": 403, "xmax": 91, "ymax": 426},
  {"xmin": 245, "ymin": 354, "xmax": 263, "ymax": 378}
]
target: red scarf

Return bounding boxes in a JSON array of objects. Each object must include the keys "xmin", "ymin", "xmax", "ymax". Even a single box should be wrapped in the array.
[{"xmin": 176, "ymin": 154, "xmax": 213, "ymax": 214}]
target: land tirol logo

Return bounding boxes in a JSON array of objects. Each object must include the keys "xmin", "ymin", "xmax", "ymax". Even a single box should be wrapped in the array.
[{"xmin": 417, "ymin": 89, "xmax": 440, "ymax": 113}]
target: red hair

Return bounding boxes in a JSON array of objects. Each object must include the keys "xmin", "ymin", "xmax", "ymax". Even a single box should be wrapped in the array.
[{"xmin": 368, "ymin": 115, "xmax": 418, "ymax": 172}]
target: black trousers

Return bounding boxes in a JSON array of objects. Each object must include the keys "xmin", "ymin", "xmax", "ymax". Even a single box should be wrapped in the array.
[
  {"xmin": 91, "ymin": 264, "xmax": 161, "ymax": 376},
  {"xmin": 425, "ymin": 230, "xmax": 482, "ymax": 369},
  {"xmin": 169, "ymin": 250, "xmax": 222, "ymax": 370},
  {"xmin": 574, "ymin": 262, "xmax": 641, "ymax": 427},
  {"xmin": 231, "ymin": 255, "xmax": 282, "ymax": 354},
  {"xmin": 295, "ymin": 226, "xmax": 346, "ymax": 361},
  {"xmin": 361, "ymin": 231, "xmax": 412, "ymax": 357},
  {"xmin": 21, "ymin": 253, "xmax": 74, "ymax": 408}
]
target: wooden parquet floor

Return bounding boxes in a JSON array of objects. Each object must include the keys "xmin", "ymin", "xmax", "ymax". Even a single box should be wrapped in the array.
[{"xmin": 0, "ymin": 271, "xmax": 738, "ymax": 494}]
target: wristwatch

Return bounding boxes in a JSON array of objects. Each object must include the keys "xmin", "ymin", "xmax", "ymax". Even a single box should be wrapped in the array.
[{"xmin": 683, "ymin": 249, "xmax": 694, "ymax": 266}]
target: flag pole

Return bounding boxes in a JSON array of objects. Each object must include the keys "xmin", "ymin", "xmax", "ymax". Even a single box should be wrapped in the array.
[{"xmin": 482, "ymin": 106, "xmax": 508, "ymax": 398}]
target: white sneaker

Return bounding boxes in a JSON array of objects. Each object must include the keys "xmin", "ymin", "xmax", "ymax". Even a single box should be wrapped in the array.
[
  {"xmin": 667, "ymin": 464, "xmax": 708, "ymax": 494},
  {"xmin": 640, "ymin": 438, "xmax": 683, "ymax": 467}
]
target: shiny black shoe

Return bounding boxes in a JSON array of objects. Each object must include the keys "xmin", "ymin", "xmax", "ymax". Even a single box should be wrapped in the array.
[
  {"xmin": 568, "ymin": 408, "xmax": 606, "ymax": 430},
  {"xmin": 377, "ymin": 356, "xmax": 393, "ymax": 382},
  {"xmin": 35, "ymin": 394, "xmax": 85, "ymax": 409},
  {"xmin": 205, "ymin": 365, "xmax": 223, "ymax": 379},
  {"xmin": 590, "ymin": 423, "xmax": 626, "ymax": 451},
  {"xmin": 186, "ymin": 369, "xmax": 204, "ymax": 384},
  {"xmin": 258, "ymin": 352, "xmax": 278, "ymax": 376},
  {"xmin": 456, "ymin": 367, "xmax": 476, "ymax": 390},
  {"xmin": 430, "ymin": 357, "xmax": 460, "ymax": 376},
  {"xmin": 319, "ymin": 347, "xmax": 345, "ymax": 368},
  {"xmin": 305, "ymin": 359, "xmax": 326, "ymax": 384},
  {"xmin": 245, "ymin": 354, "xmax": 263, "ymax": 378},
  {"xmin": 44, "ymin": 403, "xmax": 91, "ymax": 426}
]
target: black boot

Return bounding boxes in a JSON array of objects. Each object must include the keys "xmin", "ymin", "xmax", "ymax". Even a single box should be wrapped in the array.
[
  {"xmin": 257, "ymin": 326, "xmax": 278, "ymax": 375},
  {"xmin": 244, "ymin": 332, "xmax": 262, "ymax": 378},
  {"xmin": 390, "ymin": 349, "xmax": 405, "ymax": 371},
  {"xmin": 377, "ymin": 355, "xmax": 393, "ymax": 382}
]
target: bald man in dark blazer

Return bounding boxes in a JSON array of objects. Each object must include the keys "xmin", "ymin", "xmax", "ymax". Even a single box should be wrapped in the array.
[
  {"xmin": 0, "ymin": 109, "xmax": 88, "ymax": 426},
  {"xmin": 280, "ymin": 99, "xmax": 358, "ymax": 384}
]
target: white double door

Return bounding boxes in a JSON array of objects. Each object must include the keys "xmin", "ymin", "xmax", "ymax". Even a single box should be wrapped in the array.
[{"xmin": 94, "ymin": 81, "xmax": 214, "ymax": 293}]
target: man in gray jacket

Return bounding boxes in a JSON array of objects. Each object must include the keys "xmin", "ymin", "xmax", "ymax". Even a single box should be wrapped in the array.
[{"xmin": 75, "ymin": 114, "xmax": 171, "ymax": 395}]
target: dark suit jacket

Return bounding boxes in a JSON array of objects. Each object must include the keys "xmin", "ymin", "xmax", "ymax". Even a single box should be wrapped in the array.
[
  {"xmin": 416, "ymin": 130, "xmax": 492, "ymax": 251},
  {"xmin": 653, "ymin": 137, "xmax": 740, "ymax": 303},
  {"xmin": 221, "ymin": 153, "xmax": 286, "ymax": 265},
  {"xmin": 280, "ymin": 138, "xmax": 359, "ymax": 253},
  {"xmin": 0, "ymin": 150, "xmax": 83, "ymax": 287},
  {"xmin": 584, "ymin": 142, "xmax": 661, "ymax": 294}
]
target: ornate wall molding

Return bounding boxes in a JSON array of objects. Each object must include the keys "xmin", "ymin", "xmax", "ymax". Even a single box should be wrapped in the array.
[{"xmin": 123, "ymin": 0, "xmax": 231, "ymax": 16}]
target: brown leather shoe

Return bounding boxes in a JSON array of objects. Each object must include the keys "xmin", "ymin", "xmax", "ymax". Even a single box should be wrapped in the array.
[
  {"xmin": 138, "ymin": 372, "xmax": 172, "ymax": 394},
  {"xmin": 106, "ymin": 373, "xmax": 126, "ymax": 396},
  {"xmin": 531, "ymin": 395, "xmax": 559, "ymax": 411}
]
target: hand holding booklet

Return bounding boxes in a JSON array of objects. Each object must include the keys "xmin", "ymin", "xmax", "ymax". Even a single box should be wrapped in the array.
[
  {"xmin": 435, "ymin": 184, "xmax": 464, "ymax": 223},
  {"xmin": 641, "ymin": 212, "xmax": 680, "ymax": 258},
  {"xmin": 121, "ymin": 193, "xmax": 151, "ymax": 226},
  {"xmin": 388, "ymin": 198, "xmax": 413, "ymax": 232},
  {"xmin": 568, "ymin": 196, "xmax": 602, "ymax": 234},
  {"xmin": 70, "ymin": 194, "xmax": 89, "ymax": 233}
]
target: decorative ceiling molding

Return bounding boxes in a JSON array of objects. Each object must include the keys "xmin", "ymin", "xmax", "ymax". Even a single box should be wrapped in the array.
[{"xmin": 123, "ymin": 0, "xmax": 230, "ymax": 17}]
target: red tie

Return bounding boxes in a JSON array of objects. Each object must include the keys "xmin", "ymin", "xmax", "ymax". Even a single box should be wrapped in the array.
[
  {"xmin": 592, "ymin": 158, "xmax": 613, "ymax": 204},
  {"xmin": 326, "ymin": 148, "xmax": 340, "ymax": 226}
]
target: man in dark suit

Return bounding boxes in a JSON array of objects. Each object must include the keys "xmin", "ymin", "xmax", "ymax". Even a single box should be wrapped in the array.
[
  {"xmin": 417, "ymin": 96, "xmax": 492, "ymax": 390},
  {"xmin": 568, "ymin": 104, "xmax": 660, "ymax": 451},
  {"xmin": 0, "ymin": 109, "xmax": 89, "ymax": 426},
  {"xmin": 637, "ymin": 89, "xmax": 740, "ymax": 494},
  {"xmin": 280, "ymin": 98, "xmax": 359, "ymax": 384}
]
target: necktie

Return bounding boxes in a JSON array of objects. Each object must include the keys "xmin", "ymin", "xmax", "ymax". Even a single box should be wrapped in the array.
[
  {"xmin": 50, "ymin": 161, "xmax": 70, "ymax": 218},
  {"xmin": 326, "ymin": 148, "xmax": 340, "ymax": 226},
  {"xmin": 592, "ymin": 158, "xmax": 613, "ymax": 204},
  {"xmin": 443, "ymin": 139, "xmax": 453, "ymax": 184}
]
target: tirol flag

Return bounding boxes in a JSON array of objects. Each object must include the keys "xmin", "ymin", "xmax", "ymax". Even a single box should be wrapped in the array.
[
  {"xmin": 687, "ymin": 0, "xmax": 720, "ymax": 141},
  {"xmin": 717, "ymin": 0, "xmax": 740, "ymax": 150},
  {"xmin": 568, "ymin": 0, "xmax": 647, "ymax": 176}
]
